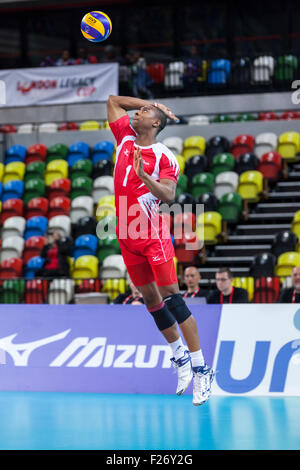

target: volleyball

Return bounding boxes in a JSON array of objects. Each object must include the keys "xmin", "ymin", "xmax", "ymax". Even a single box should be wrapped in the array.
[{"xmin": 81, "ymin": 11, "xmax": 112, "ymax": 43}]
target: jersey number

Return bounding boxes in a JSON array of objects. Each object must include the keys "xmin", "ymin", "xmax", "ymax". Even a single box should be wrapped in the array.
[{"xmin": 122, "ymin": 165, "xmax": 132, "ymax": 187}]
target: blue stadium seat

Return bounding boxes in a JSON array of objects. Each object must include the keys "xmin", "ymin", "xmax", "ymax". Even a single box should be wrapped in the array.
[
  {"xmin": 92, "ymin": 141, "xmax": 114, "ymax": 164},
  {"xmin": 0, "ymin": 182, "xmax": 2, "ymax": 200},
  {"xmin": 24, "ymin": 256, "xmax": 45, "ymax": 279},
  {"xmin": 208, "ymin": 59, "xmax": 231, "ymax": 85},
  {"xmin": 24, "ymin": 216, "xmax": 48, "ymax": 240},
  {"xmin": 2, "ymin": 180, "xmax": 24, "ymax": 202},
  {"xmin": 73, "ymin": 234, "xmax": 98, "ymax": 259},
  {"xmin": 67, "ymin": 142, "xmax": 90, "ymax": 167},
  {"xmin": 5, "ymin": 145, "xmax": 27, "ymax": 164}
]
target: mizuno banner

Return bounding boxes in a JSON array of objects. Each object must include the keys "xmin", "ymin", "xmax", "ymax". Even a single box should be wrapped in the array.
[{"xmin": 0, "ymin": 63, "xmax": 118, "ymax": 107}]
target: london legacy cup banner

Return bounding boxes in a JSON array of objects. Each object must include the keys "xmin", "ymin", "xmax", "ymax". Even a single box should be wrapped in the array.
[{"xmin": 0, "ymin": 63, "xmax": 118, "ymax": 107}]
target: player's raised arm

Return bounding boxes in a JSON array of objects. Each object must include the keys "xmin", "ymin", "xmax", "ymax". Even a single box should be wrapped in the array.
[{"xmin": 107, "ymin": 95, "xmax": 179, "ymax": 123}]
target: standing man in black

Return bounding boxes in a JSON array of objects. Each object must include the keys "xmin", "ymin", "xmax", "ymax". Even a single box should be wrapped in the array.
[
  {"xmin": 207, "ymin": 268, "xmax": 248, "ymax": 304},
  {"xmin": 279, "ymin": 266, "xmax": 300, "ymax": 303}
]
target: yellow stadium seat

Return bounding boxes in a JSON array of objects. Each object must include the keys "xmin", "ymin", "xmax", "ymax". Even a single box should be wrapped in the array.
[
  {"xmin": 274, "ymin": 251, "xmax": 300, "ymax": 278},
  {"xmin": 196, "ymin": 211, "xmax": 222, "ymax": 245},
  {"xmin": 238, "ymin": 170, "xmax": 263, "ymax": 202},
  {"xmin": 173, "ymin": 256, "xmax": 178, "ymax": 274},
  {"xmin": 277, "ymin": 132, "xmax": 300, "ymax": 161},
  {"xmin": 102, "ymin": 278, "xmax": 127, "ymax": 301},
  {"xmin": 292, "ymin": 210, "xmax": 300, "ymax": 240},
  {"xmin": 0, "ymin": 201, "xmax": 2, "ymax": 214},
  {"xmin": 112, "ymin": 145, "xmax": 117, "ymax": 164},
  {"xmin": 3, "ymin": 162, "xmax": 26, "ymax": 184},
  {"xmin": 0, "ymin": 162, "xmax": 4, "ymax": 182},
  {"xmin": 96, "ymin": 195, "xmax": 115, "ymax": 221},
  {"xmin": 176, "ymin": 155, "xmax": 185, "ymax": 174},
  {"xmin": 233, "ymin": 277, "xmax": 254, "ymax": 301},
  {"xmin": 72, "ymin": 255, "xmax": 99, "ymax": 279},
  {"xmin": 44, "ymin": 160, "xmax": 68, "ymax": 186},
  {"xmin": 183, "ymin": 136, "xmax": 206, "ymax": 161},
  {"xmin": 67, "ymin": 257, "xmax": 74, "ymax": 276},
  {"xmin": 80, "ymin": 120, "xmax": 100, "ymax": 131}
]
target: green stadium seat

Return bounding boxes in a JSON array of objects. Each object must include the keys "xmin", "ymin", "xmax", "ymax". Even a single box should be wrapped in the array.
[
  {"xmin": 0, "ymin": 279, "xmax": 25, "ymax": 303},
  {"xmin": 217, "ymin": 192, "xmax": 243, "ymax": 223},
  {"xmin": 211, "ymin": 153, "xmax": 235, "ymax": 177},
  {"xmin": 23, "ymin": 178, "xmax": 46, "ymax": 205},
  {"xmin": 24, "ymin": 161, "xmax": 46, "ymax": 182},
  {"xmin": 71, "ymin": 176, "xmax": 93, "ymax": 200},
  {"xmin": 175, "ymin": 174, "xmax": 188, "ymax": 197},
  {"xmin": 46, "ymin": 143, "xmax": 68, "ymax": 163},
  {"xmin": 70, "ymin": 159, "xmax": 93, "ymax": 181},
  {"xmin": 190, "ymin": 172, "xmax": 214, "ymax": 198}
]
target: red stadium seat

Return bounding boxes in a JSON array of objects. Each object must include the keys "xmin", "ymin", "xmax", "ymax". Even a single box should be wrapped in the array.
[
  {"xmin": 26, "ymin": 144, "xmax": 48, "ymax": 164},
  {"xmin": 0, "ymin": 125, "xmax": 17, "ymax": 133},
  {"xmin": 175, "ymin": 231, "xmax": 200, "ymax": 263},
  {"xmin": 0, "ymin": 257, "xmax": 23, "ymax": 278},
  {"xmin": 146, "ymin": 63, "xmax": 165, "ymax": 83},
  {"xmin": 173, "ymin": 212, "xmax": 196, "ymax": 233},
  {"xmin": 258, "ymin": 112, "xmax": 278, "ymax": 121},
  {"xmin": 48, "ymin": 178, "xmax": 71, "ymax": 200},
  {"xmin": 231, "ymin": 134, "xmax": 255, "ymax": 159},
  {"xmin": 23, "ymin": 236, "xmax": 45, "ymax": 264},
  {"xmin": 257, "ymin": 151, "xmax": 282, "ymax": 181},
  {"xmin": 26, "ymin": 197, "xmax": 49, "ymax": 220},
  {"xmin": 48, "ymin": 196, "xmax": 71, "ymax": 219},
  {"xmin": 25, "ymin": 279, "xmax": 48, "ymax": 304},
  {"xmin": 58, "ymin": 122, "xmax": 79, "ymax": 131},
  {"xmin": 77, "ymin": 279, "xmax": 102, "ymax": 293},
  {"xmin": 280, "ymin": 111, "xmax": 300, "ymax": 120},
  {"xmin": 1, "ymin": 198, "xmax": 24, "ymax": 224},
  {"xmin": 253, "ymin": 277, "xmax": 281, "ymax": 303}
]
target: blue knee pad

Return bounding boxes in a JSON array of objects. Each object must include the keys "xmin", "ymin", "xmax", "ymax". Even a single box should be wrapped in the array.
[
  {"xmin": 149, "ymin": 304, "xmax": 176, "ymax": 331},
  {"xmin": 163, "ymin": 293, "xmax": 192, "ymax": 324}
]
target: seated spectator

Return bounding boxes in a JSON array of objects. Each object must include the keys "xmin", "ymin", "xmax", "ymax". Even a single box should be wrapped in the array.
[
  {"xmin": 183, "ymin": 45, "xmax": 203, "ymax": 93},
  {"xmin": 278, "ymin": 266, "xmax": 300, "ymax": 303},
  {"xmin": 56, "ymin": 50, "xmax": 74, "ymax": 66},
  {"xmin": 35, "ymin": 230, "xmax": 70, "ymax": 279},
  {"xmin": 113, "ymin": 281, "xmax": 144, "ymax": 305},
  {"xmin": 207, "ymin": 268, "xmax": 248, "ymax": 304},
  {"xmin": 182, "ymin": 266, "xmax": 208, "ymax": 298},
  {"xmin": 127, "ymin": 49, "xmax": 153, "ymax": 99},
  {"xmin": 74, "ymin": 47, "xmax": 98, "ymax": 65},
  {"xmin": 40, "ymin": 55, "xmax": 56, "ymax": 67}
]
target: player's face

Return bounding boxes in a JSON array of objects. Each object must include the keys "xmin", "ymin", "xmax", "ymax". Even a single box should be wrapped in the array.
[
  {"xmin": 292, "ymin": 267, "xmax": 300, "ymax": 290},
  {"xmin": 132, "ymin": 105, "xmax": 159, "ymax": 133}
]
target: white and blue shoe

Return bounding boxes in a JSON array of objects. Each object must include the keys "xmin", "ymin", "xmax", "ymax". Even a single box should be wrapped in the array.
[
  {"xmin": 170, "ymin": 350, "xmax": 193, "ymax": 396},
  {"xmin": 192, "ymin": 364, "xmax": 215, "ymax": 406}
]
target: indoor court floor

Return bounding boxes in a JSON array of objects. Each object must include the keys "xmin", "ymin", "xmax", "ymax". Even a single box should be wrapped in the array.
[{"xmin": 0, "ymin": 392, "xmax": 299, "ymax": 450}]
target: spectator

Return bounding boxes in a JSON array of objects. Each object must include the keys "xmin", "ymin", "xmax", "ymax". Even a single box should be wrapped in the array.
[
  {"xmin": 74, "ymin": 47, "xmax": 98, "ymax": 65},
  {"xmin": 56, "ymin": 50, "xmax": 74, "ymax": 66},
  {"xmin": 102, "ymin": 45, "xmax": 124, "ymax": 64},
  {"xmin": 182, "ymin": 266, "xmax": 208, "ymax": 298},
  {"xmin": 40, "ymin": 55, "xmax": 56, "ymax": 67},
  {"xmin": 207, "ymin": 268, "xmax": 248, "ymax": 304},
  {"xmin": 35, "ymin": 230, "xmax": 70, "ymax": 279},
  {"xmin": 127, "ymin": 49, "xmax": 153, "ymax": 99},
  {"xmin": 113, "ymin": 281, "xmax": 144, "ymax": 305},
  {"xmin": 278, "ymin": 266, "xmax": 300, "ymax": 303},
  {"xmin": 183, "ymin": 45, "xmax": 203, "ymax": 93}
]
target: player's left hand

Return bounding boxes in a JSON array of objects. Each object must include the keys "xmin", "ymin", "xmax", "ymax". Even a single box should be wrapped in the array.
[{"xmin": 133, "ymin": 147, "xmax": 146, "ymax": 179}]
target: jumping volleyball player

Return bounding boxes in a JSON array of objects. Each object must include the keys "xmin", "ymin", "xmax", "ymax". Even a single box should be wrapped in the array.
[{"xmin": 107, "ymin": 95, "xmax": 214, "ymax": 405}]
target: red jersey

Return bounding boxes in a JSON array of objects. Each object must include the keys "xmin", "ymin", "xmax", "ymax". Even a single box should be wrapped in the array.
[{"xmin": 109, "ymin": 114, "xmax": 180, "ymax": 240}]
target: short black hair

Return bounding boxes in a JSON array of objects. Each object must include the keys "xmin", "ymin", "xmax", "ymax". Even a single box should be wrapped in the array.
[
  {"xmin": 217, "ymin": 267, "xmax": 233, "ymax": 279},
  {"xmin": 154, "ymin": 107, "xmax": 167, "ymax": 134}
]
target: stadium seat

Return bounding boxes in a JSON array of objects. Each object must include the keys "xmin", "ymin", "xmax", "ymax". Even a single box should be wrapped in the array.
[
  {"xmin": 2, "ymin": 180, "xmax": 24, "ymax": 202},
  {"xmin": 214, "ymin": 171, "xmax": 239, "ymax": 199},
  {"xmin": 190, "ymin": 172, "xmax": 214, "ymax": 198},
  {"xmin": 162, "ymin": 137, "xmax": 183, "ymax": 155},
  {"xmin": 48, "ymin": 215, "xmax": 71, "ymax": 237},
  {"xmin": 58, "ymin": 122, "xmax": 79, "ymax": 131},
  {"xmin": 238, "ymin": 171, "xmax": 263, "ymax": 202},
  {"xmin": 164, "ymin": 61, "xmax": 185, "ymax": 89},
  {"xmin": 25, "ymin": 197, "xmax": 48, "ymax": 220},
  {"xmin": 92, "ymin": 141, "xmax": 114, "ymax": 164},
  {"xmin": 46, "ymin": 143, "xmax": 68, "ymax": 163},
  {"xmin": 23, "ymin": 178, "xmax": 45, "ymax": 205},
  {"xmin": 76, "ymin": 278, "xmax": 102, "ymax": 294},
  {"xmin": 48, "ymin": 196, "xmax": 71, "ymax": 219},
  {"xmin": 96, "ymin": 195, "xmax": 115, "ymax": 221},
  {"xmin": 5, "ymin": 145, "xmax": 27, "ymax": 164},
  {"xmin": 101, "ymin": 278, "xmax": 127, "ymax": 301},
  {"xmin": 48, "ymin": 279, "xmax": 74, "ymax": 304},
  {"xmin": 100, "ymin": 254, "xmax": 126, "ymax": 279},
  {"xmin": 25, "ymin": 144, "xmax": 48, "ymax": 165},
  {"xmin": 232, "ymin": 277, "xmax": 254, "ymax": 302},
  {"xmin": 183, "ymin": 136, "xmax": 206, "ymax": 161},
  {"xmin": 48, "ymin": 178, "xmax": 71, "ymax": 200},
  {"xmin": 69, "ymin": 196, "xmax": 94, "ymax": 224},
  {"xmin": 92, "ymin": 159, "xmax": 113, "ymax": 179},
  {"xmin": 173, "ymin": 212, "xmax": 196, "ymax": 233},
  {"xmin": 207, "ymin": 59, "xmax": 230, "ymax": 86},
  {"xmin": 176, "ymin": 155, "xmax": 185, "ymax": 174},
  {"xmin": 184, "ymin": 155, "xmax": 208, "ymax": 180},
  {"xmin": 2, "ymin": 216, "xmax": 26, "ymax": 239},
  {"xmin": 38, "ymin": 122, "xmax": 58, "ymax": 133},
  {"xmin": 277, "ymin": 132, "xmax": 300, "ymax": 161},
  {"xmin": 274, "ymin": 251, "xmax": 300, "ymax": 278},
  {"xmin": 255, "ymin": 132, "xmax": 277, "ymax": 159},
  {"xmin": 0, "ymin": 236, "xmax": 24, "ymax": 262},
  {"xmin": 1, "ymin": 198, "xmax": 23, "ymax": 224},
  {"xmin": 257, "ymin": 152, "xmax": 282, "ymax": 181},
  {"xmin": 3, "ymin": 162, "xmax": 25, "ymax": 184},
  {"xmin": 17, "ymin": 123, "xmax": 33, "ymax": 134},
  {"xmin": 0, "ymin": 182, "xmax": 2, "ymax": 200},
  {"xmin": 73, "ymin": 234, "xmax": 98, "ymax": 259},
  {"xmin": 176, "ymin": 174, "xmax": 188, "ymax": 196},
  {"xmin": 218, "ymin": 192, "xmax": 243, "ymax": 223},
  {"xmin": 23, "ymin": 236, "xmax": 45, "ymax": 265},
  {"xmin": 24, "ymin": 161, "xmax": 46, "ymax": 182},
  {"xmin": 292, "ymin": 210, "xmax": 300, "ymax": 240},
  {"xmin": 68, "ymin": 142, "xmax": 90, "ymax": 167},
  {"xmin": 24, "ymin": 256, "xmax": 45, "ymax": 279},
  {"xmin": 250, "ymin": 253, "xmax": 276, "ymax": 278},
  {"xmin": 24, "ymin": 216, "xmax": 48, "ymax": 240},
  {"xmin": 280, "ymin": 110, "xmax": 300, "ymax": 120},
  {"xmin": 0, "ymin": 279, "xmax": 25, "ymax": 303},
  {"xmin": 92, "ymin": 175, "xmax": 114, "ymax": 203},
  {"xmin": 211, "ymin": 153, "xmax": 235, "ymax": 177},
  {"xmin": 211, "ymin": 114, "xmax": 233, "ymax": 124},
  {"xmin": 74, "ymin": 216, "xmax": 97, "ymax": 239},
  {"xmin": 174, "ymin": 232, "xmax": 200, "ymax": 263},
  {"xmin": 234, "ymin": 153, "xmax": 259, "ymax": 175},
  {"xmin": 196, "ymin": 192, "xmax": 218, "ymax": 212},
  {"xmin": 274, "ymin": 54, "xmax": 298, "ymax": 82},
  {"xmin": 0, "ymin": 162, "xmax": 4, "ymax": 182},
  {"xmin": 258, "ymin": 112, "xmax": 278, "ymax": 121},
  {"xmin": 235, "ymin": 113, "xmax": 255, "ymax": 122},
  {"xmin": 146, "ymin": 62, "xmax": 165, "ymax": 84},
  {"xmin": 44, "ymin": 160, "xmax": 68, "ymax": 186},
  {"xmin": 0, "ymin": 125, "xmax": 16, "ymax": 133},
  {"xmin": 97, "ymin": 234, "xmax": 121, "ymax": 264},
  {"xmin": 188, "ymin": 115, "xmax": 209, "ymax": 125},
  {"xmin": 252, "ymin": 56, "xmax": 274, "ymax": 83},
  {"xmin": 272, "ymin": 231, "xmax": 298, "ymax": 258},
  {"xmin": 25, "ymin": 279, "xmax": 48, "ymax": 304},
  {"xmin": 253, "ymin": 277, "xmax": 280, "ymax": 303},
  {"xmin": 196, "ymin": 211, "xmax": 222, "ymax": 245},
  {"xmin": 80, "ymin": 120, "xmax": 100, "ymax": 131},
  {"xmin": 70, "ymin": 159, "xmax": 92, "ymax": 181},
  {"xmin": 231, "ymin": 134, "xmax": 255, "ymax": 159},
  {"xmin": 0, "ymin": 257, "xmax": 23, "ymax": 279},
  {"xmin": 175, "ymin": 193, "xmax": 195, "ymax": 212},
  {"xmin": 72, "ymin": 255, "xmax": 99, "ymax": 279},
  {"xmin": 71, "ymin": 176, "xmax": 93, "ymax": 200}
]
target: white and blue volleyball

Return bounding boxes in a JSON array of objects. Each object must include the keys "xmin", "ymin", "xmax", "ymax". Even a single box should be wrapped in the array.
[{"xmin": 81, "ymin": 11, "xmax": 112, "ymax": 43}]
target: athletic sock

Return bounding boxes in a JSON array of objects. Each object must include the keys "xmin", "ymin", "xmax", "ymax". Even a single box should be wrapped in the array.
[
  {"xmin": 169, "ymin": 337, "xmax": 185, "ymax": 361},
  {"xmin": 190, "ymin": 349, "xmax": 205, "ymax": 368}
]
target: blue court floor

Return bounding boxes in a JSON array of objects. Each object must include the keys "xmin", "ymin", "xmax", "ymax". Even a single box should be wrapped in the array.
[{"xmin": 0, "ymin": 392, "xmax": 299, "ymax": 450}]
